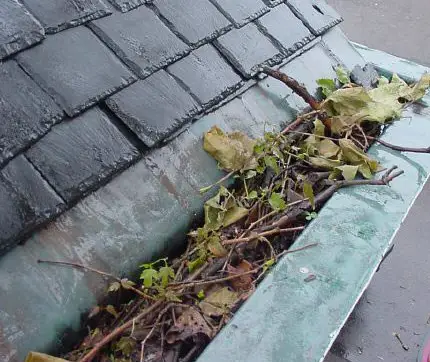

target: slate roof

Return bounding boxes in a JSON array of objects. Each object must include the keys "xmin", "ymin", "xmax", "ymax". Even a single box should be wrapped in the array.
[{"xmin": 0, "ymin": 0, "xmax": 341, "ymax": 255}]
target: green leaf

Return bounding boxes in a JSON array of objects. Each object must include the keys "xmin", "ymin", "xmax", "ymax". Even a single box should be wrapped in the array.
[
  {"xmin": 120, "ymin": 279, "xmax": 136, "ymax": 290},
  {"xmin": 263, "ymin": 258, "xmax": 275, "ymax": 272},
  {"xmin": 139, "ymin": 268, "xmax": 158, "ymax": 288},
  {"xmin": 313, "ymin": 118, "xmax": 326, "ymax": 137},
  {"xmin": 335, "ymin": 165, "xmax": 359, "ymax": 181},
  {"xmin": 207, "ymin": 235, "xmax": 228, "ymax": 257},
  {"xmin": 316, "ymin": 78, "xmax": 336, "ymax": 97},
  {"xmin": 105, "ymin": 305, "xmax": 119, "ymax": 318},
  {"xmin": 108, "ymin": 281, "xmax": 121, "ymax": 292},
  {"xmin": 245, "ymin": 170, "xmax": 257, "ymax": 179},
  {"xmin": 264, "ymin": 156, "xmax": 280, "ymax": 174},
  {"xmin": 317, "ymin": 139, "xmax": 340, "ymax": 158},
  {"xmin": 338, "ymin": 139, "xmax": 379, "ymax": 173},
  {"xmin": 223, "ymin": 205, "xmax": 248, "ymax": 227},
  {"xmin": 358, "ymin": 163, "xmax": 372, "ymax": 179},
  {"xmin": 303, "ymin": 181, "xmax": 315, "ymax": 210},
  {"xmin": 309, "ymin": 156, "xmax": 342, "ymax": 170},
  {"xmin": 268, "ymin": 192, "xmax": 286, "ymax": 211},
  {"xmin": 203, "ymin": 126, "xmax": 258, "ymax": 172},
  {"xmin": 401, "ymin": 73, "xmax": 430, "ymax": 101},
  {"xmin": 197, "ymin": 290, "xmax": 205, "ymax": 300},
  {"xmin": 247, "ymin": 190, "xmax": 258, "ymax": 200},
  {"xmin": 159, "ymin": 266, "xmax": 175, "ymax": 288},
  {"xmin": 199, "ymin": 287, "xmax": 239, "ymax": 316},
  {"xmin": 335, "ymin": 66, "xmax": 350, "ymax": 84},
  {"xmin": 115, "ymin": 337, "xmax": 136, "ymax": 357}
]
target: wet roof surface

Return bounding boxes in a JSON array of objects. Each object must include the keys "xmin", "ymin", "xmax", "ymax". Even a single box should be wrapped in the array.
[{"xmin": 0, "ymin": 0, "xmax": 341, "ymax": 255}]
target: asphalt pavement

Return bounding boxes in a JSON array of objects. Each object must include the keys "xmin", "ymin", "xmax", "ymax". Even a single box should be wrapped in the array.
[{"xmin": 324, "ymin": 1, "xmax": 430, "ymax": 361}]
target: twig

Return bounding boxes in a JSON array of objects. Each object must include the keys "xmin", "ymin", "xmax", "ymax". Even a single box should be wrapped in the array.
[
  {"xmin": 37, "ymin": 259, "xmax": 155, "ymax": 301},
  {"xmin": 200, "ymin": 171, "xmax": 235, "ymax": 193},
  {"xmin": 276, "ymin": 242, "xmax": 319, "ymax": 258},
  {"xmin": 140, "ymin": 304, "xmax": 174, "ymax": 362},
  {"xmin": 79, "ymin": 300, "xmax": 164, "ymax": 362},
  {"xmin": 283, "ymin": 130, "xmax": 338, "ymax": 141},
  {"xmin": 261, "ymin": 67, "xmax": 321, "ymax": 111},
  {"xmin": 354, "ymin": 124, "xmax": 369, "ymax": 149},
  {"xmin": 222, "ymin": 226, "xmax": 305, "ymax": 245},
  {"xmin": 367, "ymin": 135, "xmax": 430, "ymax": 153},
  {"xmin": 281, "ymin": 110, "xmax": 321, "ymax": 134},
  {"xmin": 180, "ymin": 345, "xmax": 199, "ymax": 362},
  {"xmin": 270, "ymin": 166, "xmax": 404, "ymax": 230},
  {"xmin": 168, "ymin": 269, "xmax": 259, "ymax": 289}
]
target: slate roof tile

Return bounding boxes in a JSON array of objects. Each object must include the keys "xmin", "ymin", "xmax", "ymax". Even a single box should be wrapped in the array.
[
  {"xmin": 21, "ymin": 0, "xmax": 111, "ymax": 34},
  {"xmin": 90, "ymin": 6, "xmax": 190, "ymax": 79},
  {"xmin": 107, "ymin": 0, "xmax": 148, "ymax": 13},
  {"xmin": 261, "ymin": 0, "xmax": 284, "ymax": 7},
  {"xmin": 285, "ymin": 0, "xmax": 342, "ymax": 35},
  {"xmin": 0, "ymin": 155, "xmax": 64, "ymax": 254},
  {"xmin": 168, "ymin": 44, "xmax": 243, "ymax": 107},
  {"xmin": 210, "ymin": 0, "xmax": 269, "ymax": 28},
  {"xmin": 256, "ymin": 4, "xmax": 315, "ymax": 55},
  {"xmin": 0, "ymin": 0, "xmax": 344, "ymax": 255},
  {"xmin": 0, "ymin": 61, "xmax": 64, "ymax": 166},
  {"xmin": 16, "ymin": 26, "xmax": 137, "ymax": 117},
  {"xmin": 106, "ymin": 70, "xmax": 200, "ymax": 147},
  {"xmin": 153, "ymin": 0, "xmax": 232, "ymax": 46},
  {"xmin": 214, "ymin": 22, "xmax": 284, "ymax": 78},
  {"xmin": 26, "ymin": 107, "xmax": 139, "ymax": 202},
  {"xmin": 0, "ymin": 0, "xmax": 45, "ymax": 60}
]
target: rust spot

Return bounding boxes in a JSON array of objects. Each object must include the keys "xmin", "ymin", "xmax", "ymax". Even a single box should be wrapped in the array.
[{"xmin": 159, "ymin": 173, "xmax": 189, "ymax": 209}]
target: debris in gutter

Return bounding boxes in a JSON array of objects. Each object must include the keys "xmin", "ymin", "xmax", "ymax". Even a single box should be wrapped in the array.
[{"xmin": 31, "ymin": 65, "xmax": 430, "ymax": 362}]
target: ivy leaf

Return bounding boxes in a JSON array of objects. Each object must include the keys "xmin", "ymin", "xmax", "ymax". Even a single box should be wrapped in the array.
[
  {"xmin": 335, "ymin": 165, "xmax": 359, "ymax": 181},
  {"xmin": 120, "ymin": 279, "xmax": 136, "ymax": 290},
  {"xmin": 264, "ymin": 156, "xmax": 280, "ymax": 174},
  {"xmin": 247, "ymin": 190, "xmax": 258, "ymax": 200},
  {"xmin": 203, "ymin": 126, "xmax": 258, "ymax": 172},
  {"xmin": 139, "ymin": 268, "xmax": 158, "ymax": 288},
  {"xmin": 159, "ymin": 266, "xmax": 175, "ymax": 288},
  {"xmin": 303, "ymin": 181, "xmax": 315, "ymax": 210},
  {"xmin": 313, "ymin": 118, "xmax": 326, "ymax": 137},
  {"xmin": 108, "ymin": 281, "xmax": 121, "ymax": 292},
  {"xmin": 268, "ymin": 192, "xmax": 286, "ymax": 211},
  {"xmin": 317, "ymin": 139, "xmax": 340, "ymax": 158},
  {"xmin": 207, "ymin": 236, "xmax": 228, "ymax": 257},
  {"xmin": 339, "ymin": 138, "xmax": 379, "ymax": 172},
  {"xmin": 197, "ymin": 290, "xmax": 205, "ymax": 300},
  {"xmin": 115, "ymin": 337, "xmax": 136, "ymax": 356},
  {"xmin": 245, "ymin": 170, "xmax": 257, "ymax": 179},
  {"xmin": 105, "ymin": 305, "xmax": 119, "ymax": 318},
  {"xmin": 316, "ymin": 78, "xmax": 336, "ymax": 97},
  {"xmin": 309, "ymin": 156, "xmax": 342, "ymax": 170},
  {"xmin": 223, "ymin": 205, "xmax": 248, "ymax": 227},
  {"xmin": 335, "ymin": 66, "xmax": 350, "ymax": 84}
]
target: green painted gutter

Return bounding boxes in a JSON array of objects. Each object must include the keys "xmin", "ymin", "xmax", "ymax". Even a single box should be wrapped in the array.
[{"xmin": 197, "ymin": 48, "xmax": 430, "ymax": 362}]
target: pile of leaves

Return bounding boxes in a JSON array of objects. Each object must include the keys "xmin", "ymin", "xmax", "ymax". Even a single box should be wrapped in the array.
[{"xmin": 31, "ymin": 67, "xmax": 430, "ymax": 362}]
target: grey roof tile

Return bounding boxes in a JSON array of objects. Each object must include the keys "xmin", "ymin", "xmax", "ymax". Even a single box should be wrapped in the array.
[
  {"xmin": 16, "ymin": 26, "xmax": 136, "ymax": 117},
  {"xmin": 26, "ymin": 107, "xmax": 139, "ymax": 202},
  {"xmin": 21, "ymin": 0, "xmax": 111, "ymax": 34},
  {"xmin": 90, "ymin": 6, "xmax": 190, "ymax": 79},
  {"xmin": 285, "ymin": 0, "xmax": 342, "ymax": 35},
  {"xmin": 0, "ymin": 0, "xmax": 45, "ymax": 59},
  {"xmin": 168, "ymin": 44, "xmax": 242, "ymax": 107},
  {"xmin": 214, "ymin": 22, "xmax": 284, "ymax": 78},
  {"xmin": 0, "ymin": 61, "xmax": 64, "ymax": 166},
  {"xmin": 210, "ymin": 0, "xmax": 269, "ymax": 28},
  {"xmin": 0, "ymin": 155, "xmax": 64, "ymax": 254},
  {"xmin": 107, "ymin": 0, "xmax": 148, "ymax": 12},
  {"xmin": 106, "ymin": 70, "xmax": 200, "ymax": 147},
  {"xmin": 153, "ymin": 0, "xmax": 232, "ymax": 46},
  {"xmin": 256, "ymin": 4, "xmax": 315, "ymax": 55},
  {"xmin": 261, "ymin": 0, "xmax": 284, "ymax": 7}
]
